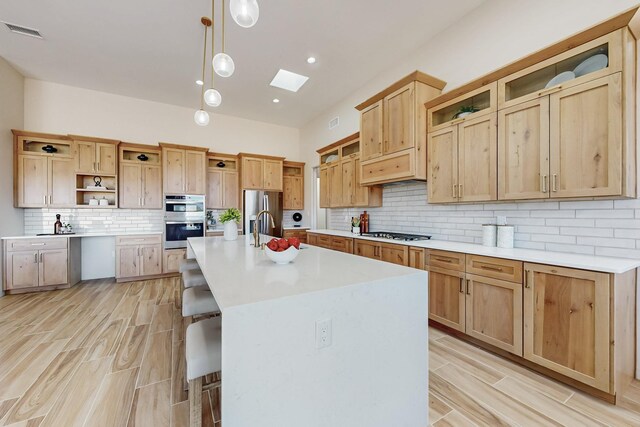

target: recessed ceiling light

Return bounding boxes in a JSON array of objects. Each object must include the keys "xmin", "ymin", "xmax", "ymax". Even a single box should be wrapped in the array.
[
  {"xmin": 272, "ymin": 98, "xmax": 280, "ymax": 103},
  {"xmin": 196, "ymin": 80, "xmax": 204, "ymax": 86},
  {"xmin": 270, "ymin": 69, "xmax": 309, "ymax": 93},
  {"xmin": 307, "ymin": 57, "xmax": 316, "ymax": 64}
]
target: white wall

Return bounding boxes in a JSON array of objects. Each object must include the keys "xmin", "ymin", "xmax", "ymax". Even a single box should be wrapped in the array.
[
  {"xmin": 24, "ymin": 79, "xmax": 301, "ymax": 159},
  {"xmin": 0, "ymin": 57, "xmax": 25, "ymax": 295}
]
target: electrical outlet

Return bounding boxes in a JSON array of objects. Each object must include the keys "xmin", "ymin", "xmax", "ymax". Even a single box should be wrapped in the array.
[{"xmin": 315, "ymin": 318, "xmax": 332, "ymax": 349}]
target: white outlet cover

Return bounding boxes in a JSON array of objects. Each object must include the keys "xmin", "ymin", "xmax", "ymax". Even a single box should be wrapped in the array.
[{"xmin": 315, "ymin": 318, "xmax": 332, "ymax": 349}]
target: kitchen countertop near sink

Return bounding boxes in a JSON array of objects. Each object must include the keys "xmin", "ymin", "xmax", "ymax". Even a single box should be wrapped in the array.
[
  {"xmin": 1, "ymin": 231, "xmax": 163, "ymax": 240},
  {"xmin": 307, "ymin": 229, "xmax": 640, "ymax": 274}
]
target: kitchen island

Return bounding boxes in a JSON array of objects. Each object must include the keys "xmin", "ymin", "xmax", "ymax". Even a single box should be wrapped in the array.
[{"xmin": 187, "ymin": 235, "xmax": 428, "ymax": 427}]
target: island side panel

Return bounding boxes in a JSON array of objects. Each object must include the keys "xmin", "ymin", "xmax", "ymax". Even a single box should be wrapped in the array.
[{"xmin": 221, "ymin": 271, "xmax": 428, "ymax": 427}]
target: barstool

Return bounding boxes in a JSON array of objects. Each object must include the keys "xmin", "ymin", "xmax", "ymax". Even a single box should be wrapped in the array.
[
  {"xmin": 180, "ymin": 258, "xmax": 200, "ymax": 273},
  {"xmin": 183, "ymin": 286, "xmax": 220, "ymax": 318},
  {"xmin": 186, "ymin": 317, "xmax": 222, "ymax": 427},
  {"xmin": 182, "ymin": 269, "xmax": 208, "ymax": 288}
]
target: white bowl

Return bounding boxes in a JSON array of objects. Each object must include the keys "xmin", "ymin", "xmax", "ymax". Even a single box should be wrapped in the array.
[{"xmin": 264, "ymin": 245, "xmax": 299, "ymax": 264}]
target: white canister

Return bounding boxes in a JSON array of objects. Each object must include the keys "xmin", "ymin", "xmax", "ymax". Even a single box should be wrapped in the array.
[
  {"xmin": 497, "ymin": 225, "xmax": 515, "ymax": 249},
  {"xmin": 482, "ymin": 224, "xmax": 497, "ymax": 247}
]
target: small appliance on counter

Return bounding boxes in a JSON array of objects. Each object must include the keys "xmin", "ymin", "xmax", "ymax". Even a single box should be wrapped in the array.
[{"xmin": 292, "ymin": 212, "xmax": 303, "ymax": 227}]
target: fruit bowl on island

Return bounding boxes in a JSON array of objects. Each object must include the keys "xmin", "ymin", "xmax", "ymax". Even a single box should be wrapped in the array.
[{"xmin": 264, "ymin": 237, "xmax": 300, "ymax": 265}]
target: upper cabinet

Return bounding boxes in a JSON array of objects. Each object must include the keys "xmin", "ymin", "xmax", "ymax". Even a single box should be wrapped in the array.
[
  {"xmin": 356, "ymin": 71, "xmax": 446, "ymax": 185},
  {"xmin": 426, "ymin": 25, "xmax": 637, "ymax": 203},
  {"xmin": 13, "ymin": 130, "xmax": 76, "ymax": 208},
  {"xmin": 317, "ymin": 133, "xmax": 382, "ymax": 209},
  {"xmin": 239, "ymin": 153, "xmax": 284, "ymax": 191},
  {"xmin": 206, "ymin": 154, "xmax": 239, "ymax": 210},
  {"xmin": 160, "ymin": 143, "xmax": 207, "ymax": 195},
  {"xmin": 71, "ymin": 135, "xmax": 119, "ymax": 175},
  {"xmin": 282, "ymin": 161, "xmax": 305, "ymax": 210},
  {"xmin": 119, "ymin": 143, "xmax": 163, "ymax": 209}
]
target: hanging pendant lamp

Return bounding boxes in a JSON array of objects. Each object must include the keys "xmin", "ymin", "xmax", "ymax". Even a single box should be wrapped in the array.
[
  {"xmin": 194, "ymin": 17, "xmax": 211, "ymax": 126},
  {"xmin": 230, "ymin": 0, "xmax": 259, "ymax": 28},
  {"xmin": 213, "ymin": 0, "xmax": 235, "ymax": 77},
  {"xmin": 204, "ymin": 0, "xmax": 222, "ymax": 107}
]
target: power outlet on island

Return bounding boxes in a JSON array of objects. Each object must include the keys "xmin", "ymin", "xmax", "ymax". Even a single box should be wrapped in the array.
[{"xmin": 315, "ymin": 318, "xmax": 332, "ymax": 349}]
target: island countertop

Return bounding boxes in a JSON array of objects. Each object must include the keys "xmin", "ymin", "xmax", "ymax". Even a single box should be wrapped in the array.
[{"xmin": 187, "ymin": 234, "xmax": 425, "ymax": 311}]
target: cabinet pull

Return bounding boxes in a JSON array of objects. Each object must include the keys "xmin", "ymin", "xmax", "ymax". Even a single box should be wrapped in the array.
[
  {"xmin": 552, "ymin": 174, "xmax": 558, "ymax": 192},
  {"xmin": 97, "ymin": 162, "xmax": 100, "ymax": 171},
  {"xmin": 142, "ymin": 198, "xmax": 145, "ymax": 206},
  {"xmin": 459, "ymin": 184, "xmax": 463, "ymax": 199},
  {"xmin": 525, "ymin": 270, "xmax": 532, "ymax": 288},
  {"xmin": 466, "ymin": 279, "xmax": 471, "ymax": 295},
  {"xmin": 452, "ymin": 185, "xmax": 457, "ymax": 199},
  {"xmin": 450, "ymin": 117, "xmax": 466, "ymax": 125},
  {"xmin": 459, "ymin": 277, "xmax": 464, "ymax": 293},
  {"xmin": 480, "ymin": 264, "xmax": 503, "ymax": 272},
  {"xmin": 433, "ymin": 257, "xmax": 453, "ymax": 263},
  {"xmin": 31, "ymin": 243, "xmax": 46, "ymax": 246},
  {"xmin": 541, "ymin": 175, "xmax": 548, "ymax": 193},
  {"xmin": 93, "ymin": 162, "xmax": 96, "ymax": 172},
  {"xmin": 44, "ymin": 195, "xmax": 47, "ymax": 205},
  {"xmin": 537, "ymin": 85, "xmax": 563, "ymax": 97},
  {"xmin": 34, "ymin": 253, "xmax": 38, "ymax": 263},
  {"xmin": 49, "ymin": 195, "xmax": 52, "ymax": 204},
  {"xmin": 40, "ymin": 253, "xmax": 43, "ymax": 262}
]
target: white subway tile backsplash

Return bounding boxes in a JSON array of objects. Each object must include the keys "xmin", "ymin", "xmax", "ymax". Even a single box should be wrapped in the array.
[{"xmin": 328, "ymin": 182, "xmax": 640, "ymax": 260}]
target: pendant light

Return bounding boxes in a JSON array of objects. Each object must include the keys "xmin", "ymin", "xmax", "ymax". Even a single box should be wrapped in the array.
[
  {"xmin": 204, "ymin": 0, "xmax": 222, "ymax": 107},
  {"xmin": 194, "ymin": 17, "xmax": 211, "ymax": 126},
  {"xmin": 212, "ymin": 0, "xmax": 235, "ymax": 77},
  {"xmin": 230, "ymin": 0, "xmax": 259, "ymax": 28}
]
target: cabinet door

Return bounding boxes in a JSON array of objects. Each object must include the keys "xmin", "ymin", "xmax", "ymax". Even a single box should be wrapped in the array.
[
  {"xmin": 498, "ymin": 98, "xmax": 550, "ymax": 200},
  {"xmin": 458, "ymin": 114, "xmax": 497, "ymax": 202},
  {"xmin": 223, "ymin": 171, "xmax": 239, "ymax": 209},
  {"xmin": 116, "ymin": 246, "xmax": 139, "ymax": 279},
  {"xmin": 465, "ymin": 274, "xmax": 522, "ymax": 356},
  {"xmin": 549, "ymin": 74, "xmax": 622, "ymax": 198},
  {"xmin": 49, "ymin": 157, "xmax": 76, "ymax": 207},
  {"xmin": 242, "ymin": 158, "xmax": 263, "ymax": 190},
  {"xmin": 409, "ymin": 247, "xmax": 426, "ymax": 270},
  {"xmin": 384, "ymin": 83, "xmax": 414, "ymax": 155},
  {"xmin": 283, "ymin": 176, "xmax": 303, "ymax": 210},
  {"xmin": 96, "ymin": 143, "xmax": 117, "ymax": 175},
  {"xmin": 354, "ymin": 240, "xmax": 380, "ymax": 260},
  {"xmin": 307, "ymin": 233, "xmax": 318, "ymax": 246},
  {"xmin": 352, "ymin": 157, "xmax": 369, "ymax": 206},
  {"xmin": 329, "ymin": 162, "xmax": 342, "ymax": 207},
  {"xmin": 428, "ymin": 126, "xmax": 458, "ymax": 203},
  {"xmin": 428, "ymin": 266, "xmax": 465, "ymax": 332},
  {"xmin": 360, "ymin": 100, "xmax": 383, "ymax": 161},
  {"xmin": 341, "ymin": 158, "xmax": 354, "ymax": 206},
  {"xmin": 6, "ymin": 251, "xmax": 39, "ymax": 289},
  {"xmin": 76, "ymin": 141, "xmax": 96, "ymax": 173},
  {"xmin": 523, "ymin": 263, "xmax": 610, "ymax": 392},
  {"xmin": 142, "ymin": 165, "xmax": 162, "ymax": 209},
  {"xmin": 39, "ymin": 249, "xmax": 68, "ymax": 287},
  {"xmin": 163, "ymin": 249, "xmax": 186, "ymax": 274},
  {"xmin": 17, "ymin": 155, "xmax": 48, "ymax": 207},
  {"xmin": 139, "ymin": 244, "xmax": 162, "ymax": 276},
  {"xmin": 380, "ymin": 243, "xmax": 409, "ymax": 266},
  {"xmin": 207, "ymin": 169, "xmax": 224, "ymax": 209},
  {"xmin": 163, "ymin": 148, "xmax": 185, "ymax": 194},
  {"xmin": 319, "ymin": 167, "xmax": 330, "ymax": 208},
  {"xmin": 263, "ymin": 160, "xmax": 283, "ymax": 191},
  {"xmin": 185, "ymin": 150, "xmax": 206, "ymax": 195},
  {"xmin": 120, "ymin": 164, "xmax": 142, "ymax": 208}
]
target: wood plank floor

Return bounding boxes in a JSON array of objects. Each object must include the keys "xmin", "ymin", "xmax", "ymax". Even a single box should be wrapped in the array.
[{"xmin": 1, "ymin": 278, "xmax": 640, "ymax": 426}]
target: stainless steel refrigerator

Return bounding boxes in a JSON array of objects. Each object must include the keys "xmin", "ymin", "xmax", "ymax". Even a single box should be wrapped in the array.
[{"xmin": 243, "ymin": 191, "xmax": 283, "ymax": 237}]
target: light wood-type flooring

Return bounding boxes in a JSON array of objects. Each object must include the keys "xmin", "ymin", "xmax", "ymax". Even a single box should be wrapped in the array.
[{"xmin": 1, "ymin": 278, "xmax": 640, "ymax": 426}]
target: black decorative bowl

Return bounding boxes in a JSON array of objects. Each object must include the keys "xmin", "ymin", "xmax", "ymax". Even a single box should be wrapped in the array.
[
  {"xmin": 137, "ymin": 154, "xmax": 149, "ymax": 161},
  {"xmin": 292, "ymin": 212, "xmax": 302, "ymax": 222},
  {"xmin": 217, "ymin": 161, "xmax": 226, "ymax": 168},
  {"xmin": 42, "ymin": 145, "xmax": 58, "ymax": 153}
]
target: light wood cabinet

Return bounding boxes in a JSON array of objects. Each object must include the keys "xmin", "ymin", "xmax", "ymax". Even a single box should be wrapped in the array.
[
  {"xmin": 306, "ymin": 233, "xmax": 353, "ymax": 253},
  {"xmin": 282, "ymin": 161, "xmax": 304, "ymax": 210},
  {"xmin": 357, "ymin": 72, "xmax": 445, "ymax": 185},
  {"xmin": 206, "ymin": 154, "xmax": 240, "ymax": 210},
  {"xmin": 319, "ymin": 167, "xmax": 330, "ymax": 208},
  {"xmin": 353, "ymin": 240, "xmax": 408, "ymax": 266},
  {"xmin": 307, "ymin": 233, "xmax": 317, "ymax": 246},
  {"xmin": 17, "ymin": 155, "xmax": 75, "ymax": 208},
  {"xmin": 329, "ymin": 162, "xmax": 342, "ymax": 207},
  {"xmin": 119, "ymin": 143, "xmax": 163, "ymax": 209},
  {"xmin": 428, "ymin": 113, "xmax": 497, "ymax": 203},
  {"xmin": 161, "ymin": 144, "xmax": 207, "ymax": 195},
  {"xmin": 283, "ymin": 229, "xmax": 307, "ymax": 244},
  {"xmin": 409, "ymin": 247, "xmax": 426, "ymax": 270},
  {"xmin": 71, "ymin": 136, "xmax": 118, "ymax": 175},
  {"xmin": 428, "ymin": 266, "xmax": 466, "ymax": 332},
  {"xmin": 239, "ymin": 154, "xmax": 284, "ymax": 191},
  {"xmin": 354, "ymin": 239, "xmax": 378, "ymax": 259},
  {"xmin": 6, "ymin": 251, "xmax": 40, "ymax": 289},
  {"xmin": 163, "ymin": 249, "xmax": 186, "ymax": 274},
  {"xmin": 4, "ymin": 238, "xmax": 73, "ymax": 291},
  {"xmin": 523, "ymin": 263, "xmax": 610, "ymax": 391},
  {"xmin": 115, "ymin": 235, "xmax": 162, "ymax": 280}
]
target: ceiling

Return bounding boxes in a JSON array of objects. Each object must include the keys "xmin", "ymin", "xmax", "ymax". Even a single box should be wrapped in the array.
[{"xmin": 0, "ymin": 0, "xmax": 484, "ymax": 128}]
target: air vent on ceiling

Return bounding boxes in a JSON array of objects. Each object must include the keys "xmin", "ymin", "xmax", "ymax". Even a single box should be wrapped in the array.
[
  {"xmin": 329, "ymin": 117, "xmax": 339, "ymax": 130},
  {"xmin": 3, "ymin": 22, "xmax": 42, "ymax": 39}
]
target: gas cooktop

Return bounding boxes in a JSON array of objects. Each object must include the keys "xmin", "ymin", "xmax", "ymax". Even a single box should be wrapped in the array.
[{"xmin": 360, "ymin": 232, "xmax": 431, "ymax": 242}]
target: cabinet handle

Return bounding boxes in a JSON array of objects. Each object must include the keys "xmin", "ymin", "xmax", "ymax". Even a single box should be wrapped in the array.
[
  {"xmin": 452, "ymin": 185, "xmax": 457, "ymax": 199},
  {"xmin": 450, "ymin": 117, "xmax": 466, "ymax": 125},
  {"xmin": 537, "ymin": 85, "xmax": 563, "ymax": 97},
  {"xmin": 433, "ymin": 257, "xmax": 453, "ymax": 263},
  {"xmin": 44, "ymin": 195, "xmax": 47, "ymax": 205},
  {"xmin": 480, "ymin": 264, "xmax": 503, "ymax": 272},
  {"xmin": 97, "ymin": 162, "xmax": 100, "ymax": 171},
  {"xmin": 459, "ymin": 277, "xmax": 464, "ymax": 293},
  {"xmin": 40, "ymin": 253, "xmax": 43, "ymax": 262},
  {"xmin": 459, "ymin": 184, "xmax": 463, "ymax": 199},
  {"xmin": 93, "ymin": 162, "xmax": 96, "ymax": 172},
  {"xmin": 525, "ymin": 270, "xmax": 532, "ymax": 288},
  {"xmin": 541, "ymin": 175, "xmax": 548, "ymax": 193},
  {"xmin": 49, "ymin": 195, "xmax": 52, "ymax": 204},
  {"xmin": 552, "ymin": 174, "xmax": 558, "ymax": 192},
  {"xmin": 466, "ymin": 279, "xmax": 471, "ymax": 295},
  {"xmin": 31, "ymin": 243, "xmax": 46, "ymax": 246},
  {"xmin": 34, "ymin": 253, "xmax": 38, "ymax": 263},
  {"xmin": 142, "ymin": 197, "xmax": 145, "ymax": 206}
]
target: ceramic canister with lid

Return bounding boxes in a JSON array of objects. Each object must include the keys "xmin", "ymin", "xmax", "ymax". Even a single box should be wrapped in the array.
[
  {"xmin": 482, "ymin": 224, "xmax": 497, "ymax": 247},
  {"xmin": 497, "ymin": 225, "xmax": 515, "ymax": 249}
]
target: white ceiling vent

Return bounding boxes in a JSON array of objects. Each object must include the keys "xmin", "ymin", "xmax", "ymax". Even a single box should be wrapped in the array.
[
  {"xmin": 3, "ymin": 22, "xmax": 42, "ymax": 39},
  {"xmin": 329, "ymin": 117, "xmax": 339, "ymax": 130}
]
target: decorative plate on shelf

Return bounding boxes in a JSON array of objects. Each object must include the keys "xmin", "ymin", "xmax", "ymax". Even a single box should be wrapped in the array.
[
  {"xmin": 544, "ymin": 71, "xmax": 575, "ymax": 89},
  {"xmin": 325, "ymin": 155, "xmax": 338, "ymax": 164},
  {"xmin": 573, "ymin": 54, "xmax": 608, "ymax": 77}
]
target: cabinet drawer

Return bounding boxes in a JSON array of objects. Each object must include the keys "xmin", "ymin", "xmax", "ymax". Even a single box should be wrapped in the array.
[
  {"xmin": 316, "ymin": 235, "xmax": 332, "ymax": 249},
  {"xmin": 116, "ymin": 235, "xmax": 162, "ymax": 246},
  {"xmin": 427, "ymin": 250, "xmax": 465, "ymax": 272},
  {"xmin": 5, "ymin": 238, "xmax": 68, "ymax": 252},
  {"xmin": 283, "ymin": 230, "xmax": 308, "ymax": 239},
  {"xmin": 466, "ymin": 255, "xmax": 523, "ymax": 283},
  {"xmin": 360, "ymin": 149, "xmax": 415, "ymax": 184},
  {"xmin": 331, "ymin": 237, "xmax": 353, "ymax": 254}
]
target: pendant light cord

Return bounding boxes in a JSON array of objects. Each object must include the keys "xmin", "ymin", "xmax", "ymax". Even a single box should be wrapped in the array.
[
  {"xmin": 201, "ymin": 24, "xmax": 208, "ymax": 109},
  {"xmin": 221, "ymin": 0, "xmax": 225, "ymax": 53},
  {"xmin": 211, "ymin": 0, "xmax": 215, "ymax": 87}
]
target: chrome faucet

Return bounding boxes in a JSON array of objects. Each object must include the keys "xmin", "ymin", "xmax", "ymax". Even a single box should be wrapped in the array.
[{"xmin": 253, "ymin": 210, "xmax": 275, "ymax": 248}]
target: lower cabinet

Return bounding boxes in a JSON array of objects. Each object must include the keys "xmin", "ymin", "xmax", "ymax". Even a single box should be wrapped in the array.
[
  {"xmin": 283, "ymin": 229, "xmax": 308, "ymax": 244},
  {"xmin": 164, "ymin": 248, "xmax": 187, "ymax": 274},
  {"xmin": 428, "ymin": 266, "xmax": 466, "ymax": 332},
  {"xmin": 306, "ymin": 233, "xmax": 353, "ymax": 254},
  {"xmin": 354, "ymin": 240, "xmax": 409, "ymax": 266},
  {"xmin": 115, "ymin": 235, "xmax": 162, "ymax": 280}
]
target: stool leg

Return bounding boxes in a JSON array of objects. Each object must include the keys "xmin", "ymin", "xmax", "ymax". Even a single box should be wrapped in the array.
[{"xmin": 189, "ymin": 377, "xmax": 203, "ymax": 427}]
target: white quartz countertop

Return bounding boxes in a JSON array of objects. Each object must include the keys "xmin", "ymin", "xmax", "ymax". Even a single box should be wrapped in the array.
[
  {"xmin": 1, "ymin": 231, "xmax": 163, "ymax": 240},
  {"xmin": 283, "ymin": 226, "xmax": 310, "ymax": 230},
  {"xmin": 307, "ymin": 229, "xmax": 640, "ymax": 274},
  {"xmin": 188, "ymin": 234, "xmax": 424, "ymax": 310}
]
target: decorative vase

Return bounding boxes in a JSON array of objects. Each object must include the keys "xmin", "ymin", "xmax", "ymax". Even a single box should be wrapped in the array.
[{"xmin": 223, "ymin": 221, "xmax": 238, "ymax": 241}]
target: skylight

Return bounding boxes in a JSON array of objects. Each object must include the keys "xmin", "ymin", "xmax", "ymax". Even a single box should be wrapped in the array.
[{"xmin": 270, "ymin": 69, "xmax": 309, "ymax": 92}]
